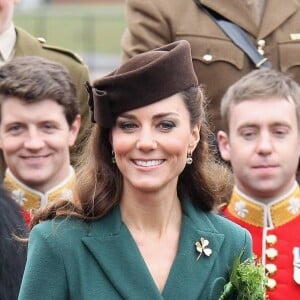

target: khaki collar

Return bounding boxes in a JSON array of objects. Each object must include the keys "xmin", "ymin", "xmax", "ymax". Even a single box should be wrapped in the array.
[
  {"xmin": 3, "ymin": 167, "xmax": 75, "ymax": 210},
  {"xmin": 227, "ymin": 183, "xmax": 300, "ymax": 227}
]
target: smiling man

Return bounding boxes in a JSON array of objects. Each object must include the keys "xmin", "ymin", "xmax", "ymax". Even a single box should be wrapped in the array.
[
  {"xmin": 0, "ymin": 56, "xmax": 80, "ymax": 224},
  {"xmin": 217, "ymin": 68, "xmax": 300, "ymax": 299}
]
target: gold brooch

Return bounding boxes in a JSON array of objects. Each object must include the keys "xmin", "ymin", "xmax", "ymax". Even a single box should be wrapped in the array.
[{"xmin": 195, "ymin": 237, "xmax": 212, "ymax": 260}]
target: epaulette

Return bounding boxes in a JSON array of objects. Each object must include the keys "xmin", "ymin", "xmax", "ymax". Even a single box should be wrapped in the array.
[{"xmin": 36, "ymin": 37, "xmax": 84, "ymax": 64}]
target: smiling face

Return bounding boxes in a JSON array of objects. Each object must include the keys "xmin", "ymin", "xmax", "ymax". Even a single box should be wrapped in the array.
[
  {"xmin": 218, "ymin": 97, "xmax": 300, "ymax": 200},
  {"xmin": 111, "ymin": 94, "xmax": 200, "ymax": 194},
  {"xmin": 0, "ymin": 97, "xmax": 80, "ymax": 192}
]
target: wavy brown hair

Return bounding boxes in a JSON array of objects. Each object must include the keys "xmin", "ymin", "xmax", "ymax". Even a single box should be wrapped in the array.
[{"xmin": 30, "ymin": 86, "xmax": 232, "ymax": 228}]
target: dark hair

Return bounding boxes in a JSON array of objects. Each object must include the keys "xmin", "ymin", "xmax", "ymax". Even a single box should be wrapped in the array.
[
  {"xmin": 0, "ymin": 56, "xmax": 79, "ymax": 126},
  {"xmin": 0, "ymin": 186, "xmax": 27, "ymax": 300}
]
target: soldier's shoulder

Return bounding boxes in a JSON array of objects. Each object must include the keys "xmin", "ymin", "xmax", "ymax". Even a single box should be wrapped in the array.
[{"xmin": 37, "ymin": 37, "xmax": 85, "ymax": 65}]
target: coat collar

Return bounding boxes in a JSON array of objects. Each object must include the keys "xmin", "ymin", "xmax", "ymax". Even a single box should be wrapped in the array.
[
  {"xmin": 82, "ymin": 199, "xmax": 225, "ymax": 299},
  {"xmin": 200, "ymin": 0, "xmax": 299, "ymax": 38},
  {"xmin": 227, "ymin": 182, "xmax": 300, "ymax": 227},
  {"xmin": 3, "ymin": 167, "xmax": 75, "ymax": 209},
  {"xmin": 14, "ymin": 26, "xmax": 42, "ymax": 55}
]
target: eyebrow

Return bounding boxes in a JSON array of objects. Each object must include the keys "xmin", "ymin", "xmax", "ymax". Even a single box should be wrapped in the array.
[
  {"xmin": 118, "ymin": 112, "xmax": 180, "ymax": 120},
  {"xmin": 237, "ymin": 121, "xmax": 292, "ymax": 131}
]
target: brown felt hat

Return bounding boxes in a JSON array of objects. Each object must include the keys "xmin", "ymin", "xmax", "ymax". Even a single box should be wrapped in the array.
[{"xmin": 86, "ymin": 40, "xmax": 198, "ymax": 128}]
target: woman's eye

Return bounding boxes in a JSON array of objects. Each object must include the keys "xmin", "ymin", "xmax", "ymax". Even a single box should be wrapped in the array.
[
  {"xmin": 119, "ymin": 122, "xmax": 138, "ymax": 130},
  {"xmin": 159, "ymin": 121, "xmax": 176, "ymax": 130}
]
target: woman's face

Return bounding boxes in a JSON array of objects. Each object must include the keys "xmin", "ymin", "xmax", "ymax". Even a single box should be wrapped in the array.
[{"xmin": 111, "ymin": 94, "xmax": 200, "ymax": 194}]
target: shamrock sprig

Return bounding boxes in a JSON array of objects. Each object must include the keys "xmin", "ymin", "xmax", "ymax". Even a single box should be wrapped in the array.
[{"xmin": 219, "ymin": 250, "xmax": 268, "ymax": 300}]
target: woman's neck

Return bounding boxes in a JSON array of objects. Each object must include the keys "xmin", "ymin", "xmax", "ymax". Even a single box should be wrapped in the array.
[{"xmin": 120, "ymin": 188, "xmax": 182, "ymax": 239}]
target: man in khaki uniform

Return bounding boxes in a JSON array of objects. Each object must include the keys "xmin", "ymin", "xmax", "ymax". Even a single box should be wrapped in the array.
[
  {"xmin": 0, "ymin": 0, "xmax": 90, "ymax": 172},
  {"xmin": 122, "ymin": 0, "xmax": 300, "ymax": 134}
]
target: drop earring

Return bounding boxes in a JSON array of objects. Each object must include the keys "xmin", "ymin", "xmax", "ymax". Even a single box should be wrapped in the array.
[
  {"xmin": 186, "ymin": 152, "xmax": 193, "ymax": 165},
  {"xmin": 112, "ymin": 151, "xmax": 116, "ymax": 164}
]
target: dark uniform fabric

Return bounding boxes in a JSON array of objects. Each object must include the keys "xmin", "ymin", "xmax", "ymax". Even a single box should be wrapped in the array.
[
  {"xmin": 9, "ymin": 27, "xmax": 90, "ymax": 166},
  {"xmin": 0, "ymin": 186, "xmax": 27, "ymax": 300},
  {"xmin": 122, "ymin": 0, "xmax": 300, "ymax": 133}
]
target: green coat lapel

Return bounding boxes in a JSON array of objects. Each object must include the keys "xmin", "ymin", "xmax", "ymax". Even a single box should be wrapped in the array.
[
  {"xmin": 81, "ymin": 207, "xmax": 163, "ymax": 299},
  {"xmin": 82, "ymin": 200, "xmax": 225, "ymax": 299},
  {"xmin": 162, "ymin": 200, "xmax": 225, "ymax": 299}
]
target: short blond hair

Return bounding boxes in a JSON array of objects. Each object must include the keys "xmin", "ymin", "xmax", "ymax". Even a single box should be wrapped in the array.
[{"xmin": 220, "ymin": 68, "xmax": 300, "ymax": 132}]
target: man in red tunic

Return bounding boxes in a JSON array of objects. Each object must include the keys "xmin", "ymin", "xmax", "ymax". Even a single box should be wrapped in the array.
[{"xmin": 218, "ymin": 68, "xmax": 300, "ymax": 299}]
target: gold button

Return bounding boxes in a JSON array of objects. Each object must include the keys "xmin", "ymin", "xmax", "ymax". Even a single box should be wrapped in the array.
[
  {"xmin": 266, "ymin": 278, "xmax": 277, "ymax": 290},
  {"xmin": 266, "ymin": 234, "xmax": 277, "ymax": 246},
  {"xmin": 265, "ymin": 263, "xmax": 277, "ymax": 275},
  {"xmin": 266, "ymin": 248, "xmax": 278, "ymax": 260},
  {"xmin": 203, "ymin": 54, "xmax": 212, "ymax": 62}
]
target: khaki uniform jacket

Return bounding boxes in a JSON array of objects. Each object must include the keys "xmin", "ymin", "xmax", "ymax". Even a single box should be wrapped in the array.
[
  {"xmin": 18, "ymin": 199, "xmax": 252, "ymax": 300},
  {"xmin": 122, "ymin": 0, "xmax": 300, "ymax": 133},
  {"xmin": 14, "ymin": 27, "xmax": 90, "ymax": 161}
]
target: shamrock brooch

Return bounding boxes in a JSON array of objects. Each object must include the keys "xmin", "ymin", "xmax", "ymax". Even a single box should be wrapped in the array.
[{"xmin": 195, "ymin": 237, "xmax": 212, "ymax": 260}]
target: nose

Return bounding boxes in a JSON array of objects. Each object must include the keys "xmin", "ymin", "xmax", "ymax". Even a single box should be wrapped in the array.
[
  {"xmin": 136, "ymin": 127, "xmax": 157, "ymax": 151},
  {"xmin": 23, "ymin": 128, "xmax": 45, "ymax": 150},
  {"xmin": 256, "ymin": 132, "xmax": 273, "ymax": 155}
]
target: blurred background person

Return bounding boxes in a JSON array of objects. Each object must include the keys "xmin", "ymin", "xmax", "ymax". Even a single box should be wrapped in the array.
[
  {"xmin": 218, "ymin": 68, "xmax": 300, "ymax": 299},
  {"xmin": 0, "ymin": 0, "xmax": 90, "ymax": 172},
  {"xmin": 0, "ymin": 185, "xmax": 27, "ymax": 300},
  {"xmin": 121, "ymin": 0, "xmax": 300, "ymax": 136},
  {"xmin": 0, "ymin": 56, "xmax": 80, "ymax": 224}
]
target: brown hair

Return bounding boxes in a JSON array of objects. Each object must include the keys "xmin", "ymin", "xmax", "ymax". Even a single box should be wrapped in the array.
[
  {"xmin": 220, "ymin": 68, "xmax": 300, "ymax": 132},
  {"xmin": 0, "ymin": 56, "xmax": 79, "ymax": 126},
  {"xmin": 29, "ymin": 85, "xmax": 232, "ymax": 228}
]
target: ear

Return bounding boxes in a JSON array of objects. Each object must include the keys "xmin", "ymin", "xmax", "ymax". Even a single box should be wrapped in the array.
[
  {"xmin": 68, "ymin": 115, "xmax": 81, "ymax": 147},
  {"xmin": 189, "ymin": 123, "xmax": 201, "ymax": 152},
  {"xmin": 217, "ymin": 130, "xmax": 231, "ymax": 161}
]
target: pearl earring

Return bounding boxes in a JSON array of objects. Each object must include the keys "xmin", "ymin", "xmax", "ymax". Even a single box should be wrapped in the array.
[
  {"xmin": 112, "ymin": 151, "xmax": 116, "ymax": 164},
  {"xmin": 186, "ymin": 152, "xmax": 193, "ymax": 165}
]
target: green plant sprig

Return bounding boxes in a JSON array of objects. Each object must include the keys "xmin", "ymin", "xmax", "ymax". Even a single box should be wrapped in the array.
[{"xmin": 219, "ymin": 250, "xmax": 268, "ymax": 300}]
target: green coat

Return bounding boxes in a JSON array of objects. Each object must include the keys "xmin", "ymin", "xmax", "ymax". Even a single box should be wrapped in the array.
[
  {"xmin": 13, "ymin": 27, "xmax": 90, "ymax": 163},
  {"xmin": 18, "ymin": 200, "xmax": 252, "ymax": 300}
]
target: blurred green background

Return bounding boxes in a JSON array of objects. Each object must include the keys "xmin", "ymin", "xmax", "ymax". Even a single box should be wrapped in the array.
[{"xmin": 14, "ymin": 3, "xmax": 126, "ymax": 77}]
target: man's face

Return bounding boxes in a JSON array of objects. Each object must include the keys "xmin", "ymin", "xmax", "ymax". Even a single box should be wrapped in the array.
[
  {"xmin": 0, "ymin": 97, "xmax": 80, "ymax": 192},
  {"xmin": 218, "ymin": 97, "xmax": 300, "ymax": 201}
]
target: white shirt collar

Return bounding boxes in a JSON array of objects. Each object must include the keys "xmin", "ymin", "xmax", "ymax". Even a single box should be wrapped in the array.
[{"xmin": 0, "ymin": 23, "xmax": 16, "ymax": 62}]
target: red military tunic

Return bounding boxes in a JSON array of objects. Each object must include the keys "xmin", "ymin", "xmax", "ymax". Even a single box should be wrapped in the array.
[{"xmin": 221, "ymin": 183, "xmax": 300, "ymax": 300}]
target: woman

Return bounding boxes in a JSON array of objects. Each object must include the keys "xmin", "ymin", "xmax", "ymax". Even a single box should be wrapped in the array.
[{"xmin": 19, "ymin": 40, "xmax": 252, "ymax": 300}]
